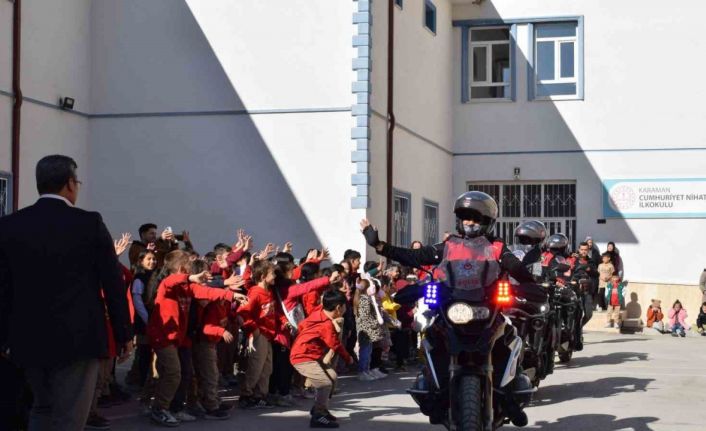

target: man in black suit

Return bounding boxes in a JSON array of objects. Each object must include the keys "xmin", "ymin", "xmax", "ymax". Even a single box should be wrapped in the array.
[{"xmin": 0, "ymin": 155, "xmax": 133, "ymax": 431}]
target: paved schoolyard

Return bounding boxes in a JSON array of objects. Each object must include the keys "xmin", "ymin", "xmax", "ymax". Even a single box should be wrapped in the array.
[{"xmin": 109, "ymin": 331, "xmax": 706, "ymax": 430}]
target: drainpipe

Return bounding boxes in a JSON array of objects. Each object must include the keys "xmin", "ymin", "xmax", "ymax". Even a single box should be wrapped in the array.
[
  {"xmin": 385, "ymin": 0, "xmax": 396, "ymax": 244},
  {"xmin": 11, "ymin": 0, "xmax": 22, "ymax": 211}
]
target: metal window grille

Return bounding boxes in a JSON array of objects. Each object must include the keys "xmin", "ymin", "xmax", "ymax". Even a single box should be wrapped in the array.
[
  {"xmin": 393, "ymin": 190, "xmax": 411, "ymax": 247},
  {"xmin": 423, "ymin": 200, "xmax": 439, "ymax": 246},
  {"xmin": 468, "ymin": 181, "xmax": 577, "ymax": 249},
  {"xmin": 0, "ymin": 173, "xmax": 10, "ymax": 217}
]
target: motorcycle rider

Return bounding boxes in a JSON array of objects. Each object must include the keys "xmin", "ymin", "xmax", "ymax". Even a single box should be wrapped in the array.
[
  {"xmin": 572, "ymin": 242, "xmax": 599, "ymax": 315},
  {"xmin": 513, "ymin": 220, "xmax": 548, "ymax": 280},
  {"xmin": 541, "ymin": 233, "xmax": 587, "ymax": 350},
  {"xmin": 360, "ymin": 191, "xmax": 539, "ymax": 427}
]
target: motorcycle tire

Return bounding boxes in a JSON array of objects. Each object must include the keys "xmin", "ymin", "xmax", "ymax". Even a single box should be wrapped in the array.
[
  {"xmin": 558, "ymin": 351, "xmax": 573, "ymax": 363},
  {"xmin": 457, "ymin": 375, "xmax": 483, "ymax": 431}
]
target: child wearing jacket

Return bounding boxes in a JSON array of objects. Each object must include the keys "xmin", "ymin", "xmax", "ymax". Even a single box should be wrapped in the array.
[
  {"xmin": 646, "ymin": 299, "xmax": 665, "ymax": 333},
  {"xmin": 604, "ymin": 274, "xmax": 626, "ymax": 328},
  {"xmin": 669, "ymin": 299, "xmax": 690, "ymax": 337},
  {"xmin": 236, "ymin": 259, "xmax": 288, "ymax": 409},
  {"xmin": 290, "ymin": 290, "xmax": 354, "ymax": 429},
  {"xmin": 147, "ymin": 250, "xmax": 246, "ymax": 427},
  {"xmin": 354, "ymin": 278, "xmax": 386, "ymax": 381}
]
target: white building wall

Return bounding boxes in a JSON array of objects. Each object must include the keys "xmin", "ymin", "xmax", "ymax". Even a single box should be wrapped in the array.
[
  {"xmin": 0, "ymin": 0, "xmax": 92, "ymax": 208},
  {"xmin": 452, "ymin": 0, "xmax": 706, "ymax": 285},
  {"xmin": 88, "ymin": 0, "xmax": 364, "ymax": 257},
  {"xmin": 368, "ymin": 0, "xmax": 455, "ymax": 254}
]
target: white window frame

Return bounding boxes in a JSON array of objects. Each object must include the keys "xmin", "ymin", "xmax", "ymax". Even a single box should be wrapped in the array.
[
  {"xmin": 534, "ymin": 24, "xmax": 579, "ymax": 100},
  {"xmin": 469, "ymin": 26, "xmax": 512, "ymax": 101}
]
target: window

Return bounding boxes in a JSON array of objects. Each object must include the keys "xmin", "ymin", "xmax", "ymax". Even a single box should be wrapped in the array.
[
  {"xmin": 395, "ymin": 0, "xmax": 403, "ymax": 9},
  {"xmin": 470, "ymin": 27, "xmax": 512, "ymax": 100},
  {"xmin": 0, "ymin": 172, "xmax": 11, "ymax": 217},
  {"xmin": 423, "ymin": 200, "xmax": 439, "ymax": 246},
  {"xmin": 532, "ymin": 21, "xmax": 582, "ymax": 99},
  {"xmin": 424, "ymin": 0, "xmax": 436, "ymax": 34},
  {"xmin": 468, "ymin": 181, "xmax": 577, "ymax": 249},
  {"xmin": 393, "ymin": 190, "xmax": 412, "ymax": 247}
]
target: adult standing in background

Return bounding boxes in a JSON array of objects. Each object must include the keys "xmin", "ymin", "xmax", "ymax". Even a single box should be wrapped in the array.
[
  {"xmin": 606, "ymin": 242, "xmax": 624, "ymax": 278},
  {"xmin": 699, "ymin": 269, "xmax": 706, "ymax": 303},
  {"xmin": 0, "ymin": 155, "xmax": 133, "ymax": 431},
  {"xmin": 585, "ymin": 236, "xmax": 601, "ymax": 264}
]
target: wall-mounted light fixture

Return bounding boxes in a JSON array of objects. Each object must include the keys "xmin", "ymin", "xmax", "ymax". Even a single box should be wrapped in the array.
[
  {"xmin": 59, "ymin": 97, "xmax": 75, "ymax": 110},
  {"xmin": 513, "ymin": 167, "xmax": 521, "ymax": 180}
]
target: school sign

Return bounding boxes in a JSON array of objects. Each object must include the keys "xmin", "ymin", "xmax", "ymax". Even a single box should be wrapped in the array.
[{"xmin": 603, "ymin": 178, "xmax": 706, "ymax": 218}]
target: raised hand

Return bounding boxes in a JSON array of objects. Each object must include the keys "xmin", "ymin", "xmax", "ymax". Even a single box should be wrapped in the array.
[
  {"xmin": 181, "ymin": 230, "xmax": 191, "ymax": 243},
  {"xmin": 114, "ymin": 233, "xmax": 132, "ymax": 256},
  {"xmin": 283, "ymin": 241, "xmax": 293, "ymax": 254},
  {"xmin": 232, "ymin": 292, "xmax": 248, "ymax": 304},
  {"xmin": 243, "ymin": 235, "xmax": 253, "ymax": 252},
  {"xmin": 224, "ymin": 274, "xmax": 244, "ymax": 287},
  {"xmin": 319, "ymin": 247, "xmax": 331, "ymax": 261},
  {"xmin": 234, "ymin": 229, "xmax": 245, "ymax": 250},
  {"xmin": 329, "ymin": 271, "xmax": 342, "ymax": 284},
  {"xmin": 189, "ymin": 271, "xmax": 213, "ymax": 284},
  {"xmin": 146, "ymin": 242, "xmax": 157, "ymax": 251}
]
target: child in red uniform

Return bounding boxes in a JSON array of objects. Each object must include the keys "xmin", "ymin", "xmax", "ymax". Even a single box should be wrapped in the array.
[
  {"xmin": 147, "ymin": 250, "xmax": 246, "ymax": 427},
  {"xmin": 237, "ymin": 259, "xmax": 288, "ymax": 409},
  {"xmin": 291, "ymin": 290, "xmax": 353, "ymax": 429}
]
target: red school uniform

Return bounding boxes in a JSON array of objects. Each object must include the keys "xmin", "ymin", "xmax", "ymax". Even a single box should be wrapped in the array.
[
  {"xmin": 237, "ymin": 285, "xmax": 289, "ymax": 341},
  {"xmin": 290, "ymin": 309, "xmax": 352, "ymax": 365},
  {"xmin": 147, "ymin": 274, "xmax": 233, "ymax": 350}
]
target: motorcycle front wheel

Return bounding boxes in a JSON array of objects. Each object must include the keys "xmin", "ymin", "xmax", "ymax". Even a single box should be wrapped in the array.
[{"xmin": 457, "ymin": 375, "xmax": 483, "ymax": 431}]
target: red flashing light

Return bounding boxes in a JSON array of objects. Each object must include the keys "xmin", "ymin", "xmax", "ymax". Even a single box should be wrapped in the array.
[{"xmin": 496, "ymin": 280, "xmax": 512, "ymax": 304}]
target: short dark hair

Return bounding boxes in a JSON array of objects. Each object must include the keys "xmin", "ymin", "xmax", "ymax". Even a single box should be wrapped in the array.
[
  {"xmin": 299, "ymin": 262, "xmax": 320, "ymax": 282},
  {"xmin": 343, "ymin": 249, "xmax": 361, "ymax": 261},
  {"xmin": 213, "ymin": 243, "xmax": 232, "ymax": 253},
  {"xmin": 579, "ymin": 242, "xmax": 589, "ymax": 248},
  {"xmin": 274, "ymin": 252, "xmax": 295, "ymax": 265},
  {"xmin": 139, "ymin": 223, "xmax": 157, "ymax": 237},
  {"xmin": 322, "ymin": 290, "xmax": 347, "ymax": 311},
  {"xmin": 36, "ymin": 155, "xmax": 78, "ymax": 194}
]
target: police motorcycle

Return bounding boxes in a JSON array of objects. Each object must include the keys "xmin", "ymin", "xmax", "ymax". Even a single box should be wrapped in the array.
[
  {"xmin": 541, "ymin": 234, "xmax": 585, "ymax": 363},
  {"xmin": 394, "ymin": 254, "xmax": 534, "ymax": 430},
  {"xmin": 505, "ymin": 221, "xmax": 557, "ymax": 387},
  {"xmin": 362, "ymin": 191, "xmax": 539, "ymax": 430}
]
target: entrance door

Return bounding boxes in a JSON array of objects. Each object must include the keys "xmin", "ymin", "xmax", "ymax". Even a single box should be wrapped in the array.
[{"xmin": 467, "ymin": 182, "xmax": 577, "ymax": 250}]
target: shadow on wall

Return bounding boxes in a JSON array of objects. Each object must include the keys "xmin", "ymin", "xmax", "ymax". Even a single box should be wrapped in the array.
[
  {"xmin": 88, "ymin": 0, "xmax": 320, "ymax": 253},
  {"xmin": 455, "ymin": 3, "xmax": 637, "ymax": 247}
]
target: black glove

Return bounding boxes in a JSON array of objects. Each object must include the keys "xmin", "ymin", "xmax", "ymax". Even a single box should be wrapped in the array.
[{"xmin": 362, "ymin": 225, "xmax": 381, "ymax": 248}]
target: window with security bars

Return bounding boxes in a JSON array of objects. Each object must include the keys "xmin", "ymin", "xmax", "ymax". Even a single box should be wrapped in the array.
[
  {"xmin": 0, "ymin": 173, "xmax": 10, "ymax": 217},
  {"xmin": 467, "ymin": 182, "xmax": 576, "ymax": 249},
  {"xmin": 393, "ymin": 190, "xmax": 411, "ymax": 247},
  {"xmin": 423, "ymin": 200, "xmax": 439, "ymax": 246}
]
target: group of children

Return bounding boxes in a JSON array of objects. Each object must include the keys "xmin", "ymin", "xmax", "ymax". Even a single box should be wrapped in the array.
[
  {"xmin": 97, "ymin": 224, "xmax": 418, "ymax": 430},
  {"xmin": 646, "ymin": 298, "xmax": 706, "ymax": 338},
  {"xmin": 595, "ymin": 250, "xmax": 706, "ymax": 337}
]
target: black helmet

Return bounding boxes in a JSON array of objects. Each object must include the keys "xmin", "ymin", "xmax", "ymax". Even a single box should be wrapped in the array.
[
  {"xmin": 453, "ymin": 191, "xmax": 498, "ymax": 238},
  {"xmin": 546, "ymin": 233, "xmax": 570, "ymax": 256},
  {"xmin": 514, "ymin": 220, "xmax": 547, "ymax": 246}
]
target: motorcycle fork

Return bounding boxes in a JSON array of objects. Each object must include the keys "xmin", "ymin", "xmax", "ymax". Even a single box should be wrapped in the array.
[{"xmin": 448, "ymin": 355, "xmax": 460, "ymax": 431}]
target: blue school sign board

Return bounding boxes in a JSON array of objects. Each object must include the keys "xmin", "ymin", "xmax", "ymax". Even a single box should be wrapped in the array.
[{"xmin": 603, "ymin": 178, "xmax": 706, "ymax": 219}]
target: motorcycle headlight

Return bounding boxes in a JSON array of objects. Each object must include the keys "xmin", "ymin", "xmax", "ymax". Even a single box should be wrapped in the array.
[{"xmin": 447, "ymin": 303, "xmax": 490, "ymax": 324}]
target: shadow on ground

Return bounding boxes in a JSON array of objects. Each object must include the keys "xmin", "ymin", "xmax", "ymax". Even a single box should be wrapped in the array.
[
  {"xmin": 558, "ymin": 351, "xmax": 648, "ymax": 369},
  {"xmin": 531, "ymin": 377, "xmax": 653, "ymax": 408},
  {"xmin": 584, "ymin": 337, "xmax": 649, "ymax": 345},
  {"xmin": 512, "ymin": 414, "xmax": 659, "ymax": 431}
]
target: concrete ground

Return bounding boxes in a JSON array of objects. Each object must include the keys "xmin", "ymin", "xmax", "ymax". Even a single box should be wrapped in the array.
[{"xmin": 109, "ymin": 331, "xmax": 706, "ymax": 431}]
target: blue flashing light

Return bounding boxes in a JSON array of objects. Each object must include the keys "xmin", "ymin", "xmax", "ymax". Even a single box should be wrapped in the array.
[{"xmin": 424, "ymin": 283, "xmax": 440, "ymax": 306}]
